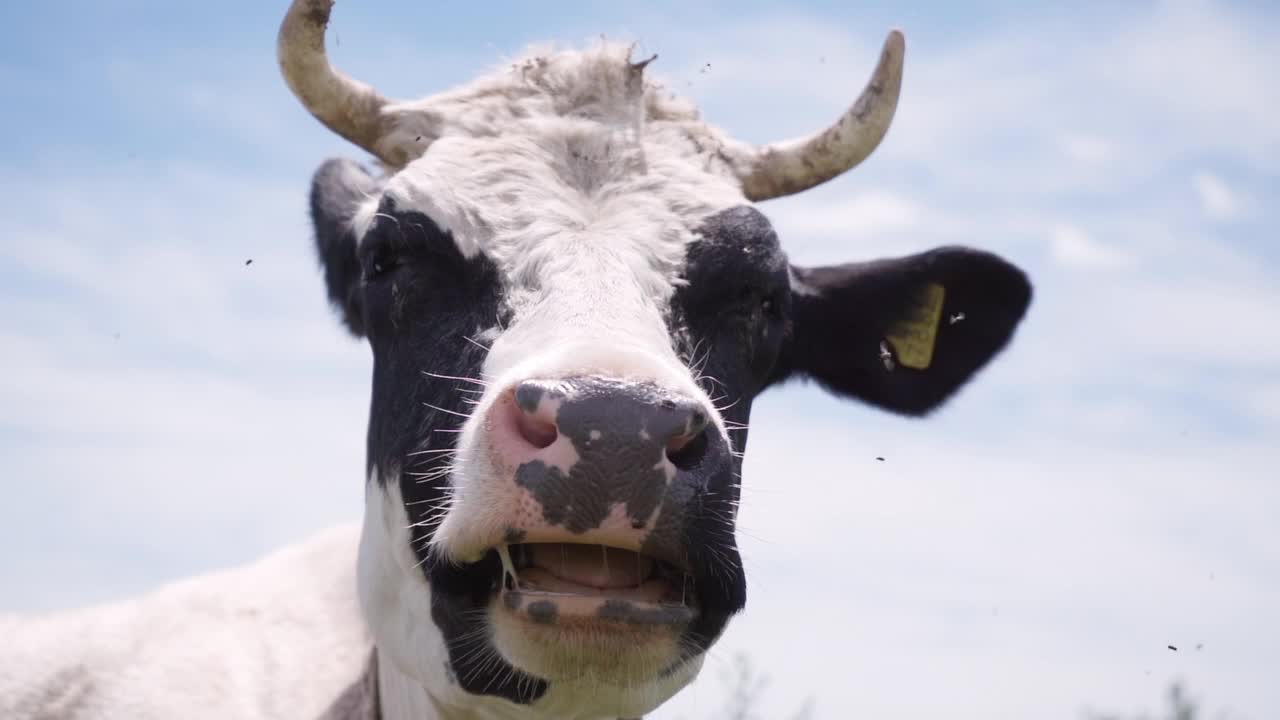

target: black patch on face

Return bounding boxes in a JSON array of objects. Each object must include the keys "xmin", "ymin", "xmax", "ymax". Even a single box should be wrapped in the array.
[
  {"xmin": 429, "ymin": 558, "xmax": 548, "ymax": 703},
  {"xmin": 309, "ymin": 173, "xmax": 545, "ymax": 705},
  {"xmin": 638, "ymin": 419, "xmax": 737, "ymax": 601},
  {"xmin": 659, "ymin": 206, "xmax": 788, "ymax": 658},
  {"xmin": 354, "ymin": 195, "xmax": 502, "ymax": 488},
  {"xmin": 309, "ymin": 158, "xmax": 383, "ymax": 336},
  {"xmin": 356, "ymin": 202, "xmax": 548, "ymax": 703},
  {"xmin": 674, "ymin": 206, "xmax": 791, "ymax": 415}
]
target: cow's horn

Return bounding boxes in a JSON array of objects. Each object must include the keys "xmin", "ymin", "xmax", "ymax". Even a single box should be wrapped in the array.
[
  {"xmin": 739, "ymin": 30, "xmax": 905, "ymax": 201},
  {"xmin": 278, "ymin": 0, "xmax": 401, "ymax": 165}
]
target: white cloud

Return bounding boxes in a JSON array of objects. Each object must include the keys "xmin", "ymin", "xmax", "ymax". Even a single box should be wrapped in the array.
[
  {"xmin": 781, "ymin": 191, "xmax": 922, "ymax": 236},
  {"xmin": 1060, "ymin": 134, "xmax": 1113, "ymax": 165},
  {"xmin": 1049, "ymin": 224, "xmax": 1132, "ymax": 269},
  {"xmin": 1243, "ymin": 383, "xmax": 1280, "ymax": 423},
  {"xmin": 668, "ymin": 1, "xmax": 1279, "ymax": 197},
  {"xmin": 0, "ymin": 167, "xmax": 365, "ymax": 370},
  {"xmin": 998, "ymin": 271, "xmax": 1280, "ymax": 402},
  {"xmin": 1193, "ymin": 172, "xmax": 1242, "ymax": 220},
  {"xmin": 764, "ymin": 190, "xmax": 936, "ymax": 264},
  {"xmin": 1096, "ymin": 280, "xmax": 1280, "ymax": 368},
  {"xmin": 1112, "ymin": 1, "xmax": 1280, "ymax": 173}
]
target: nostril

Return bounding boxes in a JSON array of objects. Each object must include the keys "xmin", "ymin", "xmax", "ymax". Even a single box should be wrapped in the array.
[
  {"xmin": 515, "ymin": 408, "xmax": 558, "ymax": 450},
  {"xmin": 510, "ymin": 381, "xmax": 559, "ymax": 450},
  {"xmin": 666, "ymin": 427, "xmax": 709, "ymax": 471}
]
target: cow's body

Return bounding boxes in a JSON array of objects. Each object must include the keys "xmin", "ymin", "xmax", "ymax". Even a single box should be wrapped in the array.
[
  {"xmin": 3, "ymin": 1, "xmax": 1033, "ymax": 718},
  {"xmin": 0, "ymin": 527, "xmax": 369, "ymax": 720}
]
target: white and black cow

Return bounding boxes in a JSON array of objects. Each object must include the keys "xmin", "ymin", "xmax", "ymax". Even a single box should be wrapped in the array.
[{"xmin": 1, "ymin": 1, "xmax": 1031, "ymax": 718}]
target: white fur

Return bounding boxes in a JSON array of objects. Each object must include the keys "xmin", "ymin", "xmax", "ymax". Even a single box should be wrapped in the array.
[{"xmin": 0, "ymin": 526, "xmax": 369, "ymax": 719}]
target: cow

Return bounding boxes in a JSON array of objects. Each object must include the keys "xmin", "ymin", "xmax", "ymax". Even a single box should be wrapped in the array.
[{"xmin": 0, "ymin": 0, "xmax": 1031, "ymax": 718}]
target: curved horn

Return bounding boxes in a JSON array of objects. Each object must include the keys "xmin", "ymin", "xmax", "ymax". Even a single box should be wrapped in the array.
[
  {"xmin": 278, "ymin": 0, "xmax": 399, "ymax": 164},
  {"xmin": 740, "ymin": 30, "xmax": 905, "ymax": 201}
]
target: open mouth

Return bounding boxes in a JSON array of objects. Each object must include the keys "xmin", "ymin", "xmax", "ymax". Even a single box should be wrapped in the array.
[{"xmin": 494, "ymin": 542, "xmax": 696, "ymax": 625}]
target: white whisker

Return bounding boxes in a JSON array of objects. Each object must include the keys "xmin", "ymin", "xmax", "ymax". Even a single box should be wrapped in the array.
[
  {"xmin": 423, "ymin": 402, "xmax": 472, "ymax": 419},
  {"xmin": 422, "ymin": 371, "xmax": 490, "ymax": 386},
  {"xmin": 462, "ymin": 334, "xmax": 491, "ymax": 351},
  {"xmin": 406, "ymin": 447, "xmax": 458, "ymax": 457}
]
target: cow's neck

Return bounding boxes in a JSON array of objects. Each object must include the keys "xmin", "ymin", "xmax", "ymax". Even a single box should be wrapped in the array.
[
  {"xmin": 323, "ymin": 651, "xmax": 466, "ymax": 720},
  {"xmin": 373, "ymin": 652, "xmax": 567, "ymax": 720},
  {"xmin": 320, "ymin": 651, "xmax": 380, "ymax": 720},
  {"xmin": 376, "ymin": 654, "xmax": 449, "ymax": 720}
]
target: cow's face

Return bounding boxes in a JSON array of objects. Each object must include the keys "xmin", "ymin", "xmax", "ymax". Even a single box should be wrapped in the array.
[
  {"xmin": 312, "ymin": 134, "xmax": 778, "ymax": 715},
  {"xmin": 286, "ymin": 3, "xmax": 1030, "ymax": 717}
]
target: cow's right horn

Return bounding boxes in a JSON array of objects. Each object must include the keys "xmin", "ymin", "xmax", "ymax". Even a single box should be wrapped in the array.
[{"xmin": 278, "ymin": 0, "xmax": 406, "ymax": 166}]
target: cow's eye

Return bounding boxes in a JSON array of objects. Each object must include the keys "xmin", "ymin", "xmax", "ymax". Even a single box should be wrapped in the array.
[
  {"xmin": 732, "ymin": 287, "xmax": 780, "ymax": 322},
  {"xmin": 734, "ymin": 287, "xmax": 759, "ymax": 309},
  {"xmin": 762, "ymin": 289, "xmax": 788, "ymax": 318},
  {"xmin": 363, "ymin": 245, "xmax": 402, "ymax": 282}
]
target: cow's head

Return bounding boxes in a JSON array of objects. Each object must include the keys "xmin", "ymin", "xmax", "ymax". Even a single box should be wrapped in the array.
[{"xmin": 281, "ymin": 1, "xmax": 1031, "ymax": 717}]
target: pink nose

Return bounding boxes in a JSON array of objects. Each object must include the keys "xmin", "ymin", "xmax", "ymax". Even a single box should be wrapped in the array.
[
  {"xmin": 500, "ymin": 378, "xmax": 708, "ymax": 459},
  {"xmin": 482, "ymin": 377, "xmax": 714, "ymax": 557}
]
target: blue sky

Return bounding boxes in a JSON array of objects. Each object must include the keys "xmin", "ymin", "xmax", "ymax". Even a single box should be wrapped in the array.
[{"xmin": 1, "ymin": 1, "xmax": 1278, "ymax": 718}]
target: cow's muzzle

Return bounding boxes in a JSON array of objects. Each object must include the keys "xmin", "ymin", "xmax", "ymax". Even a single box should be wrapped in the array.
[
  {"xmin": 489, "ymin": 377, "xmax": 718, "ymax": 562},
  {"xmin": 439, "ymin": 374, "xmax": 738, "ymax": 626}
]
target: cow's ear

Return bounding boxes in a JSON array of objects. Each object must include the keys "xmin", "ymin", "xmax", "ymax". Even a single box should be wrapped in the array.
[
  {"xmin": 309, "ymin": 158, "xmax": 381, "ymax": 337},
  {"xmin": 771, "ymin": 247, "xmax": 1032, "ymax": 416}
]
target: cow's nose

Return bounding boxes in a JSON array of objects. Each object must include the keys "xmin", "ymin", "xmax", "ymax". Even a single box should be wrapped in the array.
[
  {"xmin": 507, "ymin": 377, "xmax": 711, "ymax": 469},
  {"xmin": 479, "ymin": 376, "xmax": 724, "ymax": 561}
]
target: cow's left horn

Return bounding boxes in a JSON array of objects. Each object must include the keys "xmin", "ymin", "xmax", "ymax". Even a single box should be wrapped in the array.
[
  {"xmin": 739, "ymin": 30, "xmax": 905, "ymax": 201},
  {"xmin": 278, "ymin": 0, "xmax": 402, "ymax": 165}
]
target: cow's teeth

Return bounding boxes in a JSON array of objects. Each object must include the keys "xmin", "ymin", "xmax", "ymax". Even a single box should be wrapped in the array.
[{"xmin": 497, "ymin": 544, "xmax": 519, "ymax": 589}]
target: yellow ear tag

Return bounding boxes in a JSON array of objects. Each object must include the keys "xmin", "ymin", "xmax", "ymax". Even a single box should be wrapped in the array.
[{"xmin": 884, "ymin": 283, "xmax": 946, "ymax": 370}]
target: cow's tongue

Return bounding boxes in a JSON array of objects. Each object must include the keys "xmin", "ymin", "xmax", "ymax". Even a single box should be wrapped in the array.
[{"xmin": 528, "ymin": 543, "xmax": 653, "ymax": 589}]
